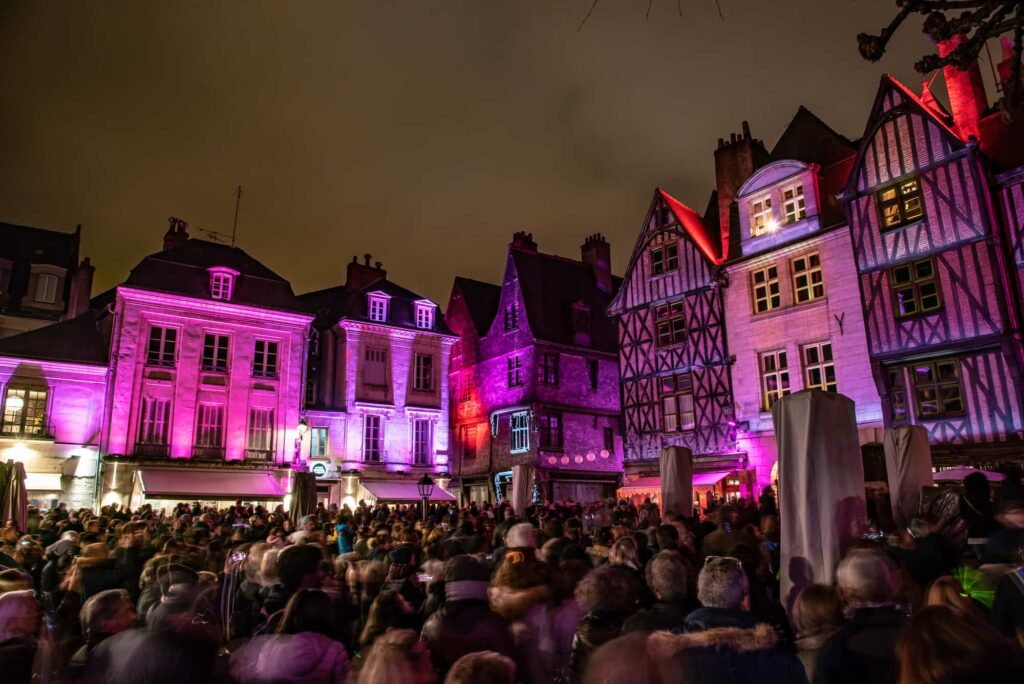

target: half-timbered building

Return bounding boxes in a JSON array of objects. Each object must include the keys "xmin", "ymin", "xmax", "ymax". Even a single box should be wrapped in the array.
[{"xmin": 841, "ymin": 56, "xmax": 1024, "ymax": 462}]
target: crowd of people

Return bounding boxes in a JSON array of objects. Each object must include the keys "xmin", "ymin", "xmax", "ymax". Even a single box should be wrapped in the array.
[{"xmin": 0, "ymin": 473, "xmax": 1023, "ymax": 684}]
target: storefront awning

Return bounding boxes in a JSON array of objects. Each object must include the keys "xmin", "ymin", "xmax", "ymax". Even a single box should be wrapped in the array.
[
  {"xmin": 25, "ymin": 472, "xmax": 62, "ymax": 492},
  {"xmin": 138, "ymin": 469, "xmax": 284, "ymax": 501},
  {"xmin": 618, "ymin": 471, "xmax": 731, "ymax": 492},
  {"xmin": 361, "ymin": 481, "xmax": 456, "ymax": 502},
  {"xmin": 693, "ymin": 471, "xmax": 731, "ymax": 487}
]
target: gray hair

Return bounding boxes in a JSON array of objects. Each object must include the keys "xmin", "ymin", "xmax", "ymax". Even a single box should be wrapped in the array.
[
  {"xmin": 646, "ymin": 552, "xmax": 688, "ymax": 603},
  {"xmin": 697, "ymin": 557, "xmax": 748, "ymax": 610},
  {"xmin": 80, "ymin": 588, "xmax": 130, "ymax": 635},
  {"xmin": 835, "ymin": 550, "xmax": 894, "ymax": 606}
]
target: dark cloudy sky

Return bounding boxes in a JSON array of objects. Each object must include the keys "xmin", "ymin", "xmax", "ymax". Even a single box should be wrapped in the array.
[{"xmin": 1, "ymin": 1, "xmax": 941, "ymax": 306}]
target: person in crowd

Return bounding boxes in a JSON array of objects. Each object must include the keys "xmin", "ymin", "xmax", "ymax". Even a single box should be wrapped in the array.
[
  {"xmin": 897, "ymin": 605, "xmax": 1024, "ymax": 683},
  {"xmin": 924, "ymin": 575, "xmax": 988, "ymax": 621},
  {"xmin": 814, "ymin": 550, "xmax": 906, "ymax": 684},
  {"xmin": 443, "ymin": 651, "xmax": 515, "ymax": 684},
  {"xmin": 359, "ymin": 589, "xmax": 413, "ymax": 653},
  {"xmin": 791, "ymin": 584, "xmax": 843, "ymax": 682},
  {"xmin": 570, "ymin": 564, "xmax": 640, "ymax": 679},
  {"xmin": 683, "ymin": 555, "xmax": 763, "ymax": 633},
  {"xmin": 359, "ymin": 628, "xmax": 436, "ymax": 684},
  {"xmin": 701, "ymin": 507, "xmax": 738, "ymax": 558},
  {"xmin": 68, "ymin": 588, "xmax": 136, "ymax": 676},
  {"xmin": 0, "ymin": 589, "xmax": 40, "ymax": 684},
  {"xmin": 622, "ymin": 551, "xmax": 696, "ymax": 633}
]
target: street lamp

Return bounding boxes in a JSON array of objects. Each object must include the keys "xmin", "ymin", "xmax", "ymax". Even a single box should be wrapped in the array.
[
  {"xmin": 417, "ymin": 473, "xmax": 435, "ymax": 523},
  {"xmin": 293, "ymin": 418, "xmax": 309, "ymax": 469}
]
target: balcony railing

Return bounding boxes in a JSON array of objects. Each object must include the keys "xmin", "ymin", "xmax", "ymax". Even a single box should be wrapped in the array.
[
  {"xmin": 192, "ymin": 445, "xmax": 225, "ymax": 460},
  {"xmin": 134, "ymin": 443, "xmax": 170, "ymax": 458},
  {"xmin": 244, "ymin": 448, "xmax": 274, "ymax": 462}
]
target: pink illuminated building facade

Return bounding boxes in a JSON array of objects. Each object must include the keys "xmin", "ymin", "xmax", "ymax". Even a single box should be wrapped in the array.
[
  {"xmin": 299, "ymin": 255, "xmax": 456, "ymax": 505},
  {"xmin": 447, "ymin": 233, "xmax": 624, "ymax": 504}
]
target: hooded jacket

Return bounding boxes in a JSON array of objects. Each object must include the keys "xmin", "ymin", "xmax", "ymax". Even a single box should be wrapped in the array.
[
  {"xmin": 230, "ymin": 632, "xmax": 350, "ymax": 684},
  {"xmin": 421, "ymin": 598, "xmax": 515, "ymax": 678}
]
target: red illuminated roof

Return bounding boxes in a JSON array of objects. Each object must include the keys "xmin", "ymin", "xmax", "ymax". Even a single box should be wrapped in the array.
[
  {"xmin": 657, "ymin": 188, "xmax": 722, "ymax": 265},
  {"xmin": 881, "ymin": 74, "xmax": 962, "ymax": 142}
]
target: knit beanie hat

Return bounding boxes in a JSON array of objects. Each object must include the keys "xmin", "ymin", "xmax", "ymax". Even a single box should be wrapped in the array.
[
  {"xmin": 505, "ymin": 523, "xmax": 536, "ymax": 550},
  {"xmin": 443, "ymin": 555, "xmax": 490, "ymax": 602}
]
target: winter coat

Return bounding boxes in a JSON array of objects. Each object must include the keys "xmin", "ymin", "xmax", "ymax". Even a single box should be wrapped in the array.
[
  {"xmin": 812, "ymin": 606, "xmax": 905, "ymax": 684},
  {"xmin": 795, "ymin": 633, "xmax": 831, "ymax": 683},
  {"xmin": 420, "ymin": 599, "xmax": 515, "ymax": 678},
  {"xmin": 230, "ymin": 632, "xmax": 350, "ymax": 684},
  {"xmin": 622, "ymin": 600, "xmax": 695, "ymax": 634},
  {"xmin": 683, "ymin": 606, "xmax": 764, "ymax": 633},
  {"xmin": 648, "ymin": 622, "xmax": 808, "ymax": 684},
  {"xmin": 570, "ymin": 610, "xmax": 631, "ymax": 681},
  {"xmin": 490, "ymin": 585, "xmax": 580, "ymax": 684},
  {"xmin": 0, "ymin": 636, "xmax": 36, "ymax": 684}
]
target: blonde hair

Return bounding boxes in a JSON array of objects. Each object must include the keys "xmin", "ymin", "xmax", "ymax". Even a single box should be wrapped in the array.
[
  {"xmin": 925, "ymin": 576, "xmax": 984, "ymax": 621},
  {"xmin": 359, "ymin": 628, "xmax": 436, "ymax": 684},
  {"xmin": 609, "ymin": 537, "xmax": 640, "ymax": 570}
]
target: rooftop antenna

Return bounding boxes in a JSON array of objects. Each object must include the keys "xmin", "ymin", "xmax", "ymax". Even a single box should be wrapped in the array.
[{"xmin": 231, "ymin": 185, "xmax": 242, "ymax": 246}]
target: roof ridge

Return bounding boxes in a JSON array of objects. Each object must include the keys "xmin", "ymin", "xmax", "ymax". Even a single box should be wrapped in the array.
[{"xmin": 790, "ymin": 105, "xmax": 855, "ymax": 146}]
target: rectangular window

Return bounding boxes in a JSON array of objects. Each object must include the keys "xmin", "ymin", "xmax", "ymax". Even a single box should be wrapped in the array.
[
  {"xmin": 146, "ymin": 326, "xmax": 177, "ymax": 367},
  {"xmin": 253, "ymin": 340, "xmax": 279, "ymax": 378},
  {"xmin": 413, "ymin": 419, "xmax": 432, "ymax": 465},
  {"xmin": 368, "ymin": 296, "xmax": 388, "ymax": 322},
  {"xmin": 210, "ymin": 273, "xmax": 233, "ymax": 300},
  {"xmin": 887, "ymin": 368, "xmax": 908, "ymax": 423},
  {"xmin": 660, "ymin": 373, "xmax": 696, "ymax": 432},
  {"xmin": 201, "ymin": 334, "xmax": 230, "ymax": 373},
  {"xmin": 782, "ymin": 185, "xmax": 806, "ymax": 224},
  {"xmin": 877, "ymin": 176, "xmax": 925, "ymax": 230},
  {"xmin": 537, "ymin": 352, "xmax": 559, "ymax": 385},
  {"xmin": 1, "ymin": 387, "xmax": 48, "ymax": 436},
  {"xmin": 364, "ymin": 347, "xmax": 388, "ymax": 386},
  {"xmin": 650, "ymin": 242, "xmax": 679, "ymax": 276},
  {"xmin": 310, "ymin": 427, "xmax": 329, "ymax": 458},
  {"xmin": 802, "ymin": 342, "xmax": 837, "ymax": 392},
  {"xmin": 463, "ymin": 425, "xmax": 478, "ymax": 460},
  {"xmin": 911, "ymin": 359, "xmax": 964, "ymax": 418},
  {"xmin": 504, "ymin": 303, "xmax": 519, "ymax": 332},
  {"xmin": 891, "ymin": 257, "xmax": 941, "ymax": 318},
  {"xmin": 415, "ymin": 305, "xmax": 434, "ymax": 329},
  {"xmin": 792, "ymin": 253, "xmax": 824, "ymax": 304},
  {"xmin": 750, "ymin": 196, "xmax": 774, "ymax": 236},
  {"xmin": 751, "ymin": 266, "xmax": 781, "ymax": 313},
  {"xmin": 138, "ymin": 397, "xmax": 170, "ymax": 445},
  {"xmin": 603, "ymin": 426, "xmax": 614, "ymax": 451},
  {"xmin": 510, "ymin": 411, "xmax": 530, "ymax": 453},
  {"xmin": 588, "ymin": 359, "xmax": 600, "ymax": 391},
  {"xmin": 654, "ymin": 300, "xmax": 686, "ymax": 347},
  {"xmin": 760, "ymin": 350, "xmax": 790, "ymax": 411},
  {"xmin": 195, "ymin": 404, "xmax": 225, "ymax": 447},
  {"xmin": 459, "ymin": 377, "xmax": 472, "ymax": 403},
  {"xmin": 35, "ymin": 273, "xmax": 58, "ymax": 303},
  {"xmin": 507, "ymin": 355, "xmax": 523, "ymax": 388},
  {"xmin": 539, "ymin": 412, "xmax": 562, "ymax": 450},
  {"xmin": 247, "ymin": 407, "xmax": 275, "ymax": 451},
  {"xmin": 413, "ymin": 353, "xmax": 433, "ymax": 391},
  {"xmin": 363, "ymin": 414, "xmax": 383, "ymax": 462}
]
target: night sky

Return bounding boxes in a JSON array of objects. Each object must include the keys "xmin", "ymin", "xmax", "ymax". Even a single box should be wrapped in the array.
[{"xmin": 1, "ymin": 2, "xmax": 940, "ymax": 306}]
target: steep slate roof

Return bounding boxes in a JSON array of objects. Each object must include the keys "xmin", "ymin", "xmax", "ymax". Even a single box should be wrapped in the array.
[
  {"xmin": 123, "ymin": 239, "xmax": 307, "ymax": 313},
  {"xmin": 510, "ymin": 248, "xmax": 621, "ymax": 353},
  {"xmin": 658, "ymin": 188, "xmax": 723, "ymax": 264},
  {"xmin": 0, "ymin": 222, "xmax": 80, "ymax": 319},
  {"xmin": 768, "ymin": 106, "xmax": 857, "ymax": 229},
  {"xmin": 0, "ymin": 310, "xmax": 108, "ymax": 365},
  {"xmin": 299, "ymin": 278, "xmax": 454, "ymax": 336},
  {"xmin": 451, "ymin": 277, "xmax": 501, "ymax": 337}
]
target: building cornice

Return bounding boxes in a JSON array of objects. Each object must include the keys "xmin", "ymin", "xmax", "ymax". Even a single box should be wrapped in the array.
[
  {"xmin": 0, "ymin": 356, "xmax": 109, "ymax": 374},
  {"xmin": 339, "ymin": 319, "xmax": 458, "ymax": 342},
  {"xmin": 117, "ymin": 286, "xmax": 315, "ymax": 326}
]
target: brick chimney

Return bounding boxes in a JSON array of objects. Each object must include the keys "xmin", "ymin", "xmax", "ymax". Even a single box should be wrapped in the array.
[
  {"xmin": 162, "ymin": 217, "xmax": 190, "ymax": 251},
  {"xmin": 64, "ymin": 257, "xmax": 94, "ymax": 320},
  {"xmin": 344, "ymin": 253, "xmax": 387, "ymax": 292},
  {"xmin": 714, "ymin": 121, "xmax": 768, "ymax": 258},
  {"xmin": 581, "ymin": 233, "xmax": 612, "ymax": 294},
  {"xmin": 937, "ymin": 34, "xmax": 988, "ymax": 141},
  {"xmin": 510, "ymin": 231, "xmax": 538, "ymax": 252}
]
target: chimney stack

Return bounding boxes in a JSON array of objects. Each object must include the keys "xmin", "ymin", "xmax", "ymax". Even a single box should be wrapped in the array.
[
  {"xmin": 936, "ymin": 34, "xmax": 988, "ymax": 141},
  {"xmin": 581, "ymin": 233, "xmax": 612, "ymax": 294},
  {"xmin": 162, "ymin": 217, "xmax": 190, "ymax": 251},
  {"xmin": 64, "ymin": 257, "xmax": 94, "ymax": 320},
  {"xmin": 345, "ymin": 254, "xmax": 386, "ymax": 292},
  {"xmin": 714, "ymin": 121, "xmax": 768, "ymax": 258},
  {"xmin": 510, "ymin": 231, "xmax": 537, "ymax": 252}
]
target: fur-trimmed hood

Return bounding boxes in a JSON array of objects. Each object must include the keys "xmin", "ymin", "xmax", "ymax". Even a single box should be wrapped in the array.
[
  {"xmin": 648, "ymin": 623, "xmax": 779, "ymax": 656},
  {"xmin": 488, "ymin": 584, "xmax": 549, "ymax": 620}
]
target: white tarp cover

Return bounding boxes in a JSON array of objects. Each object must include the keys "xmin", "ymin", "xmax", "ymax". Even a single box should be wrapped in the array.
[
  {"xmin": 774, "ymin": 390, "xmax": 867, "ymax": 608},
  {"xmin": 883, "ymin": 425, "xmax": 933, "ymax": 528},
  {"xmin": 511, "ymin": 464, "xmax": 535, "ymax": 517},
  {"xmin": 659, "ymin": 446, "xmax": 693, "ymax": 517}
]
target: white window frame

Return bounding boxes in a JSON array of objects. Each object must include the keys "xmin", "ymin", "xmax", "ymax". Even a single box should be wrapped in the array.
[
  {"xmin": 246, "ymin": 407, "xmax": 275, "ymax": 451},
  {"xmin": 310, "ymin": 426, "xmax": 329, "ymax": 458},
  {"xmin": 750, "ymin": 195, "xmax": 774, "ymax": 236},
  {"xmin": 35, "ymin": 273, "xmax": 59, "ymax": 304},
  {"xmin": 201, "ymin": 333, "xmax": 230, "ymax": 373},
  {"xmin": 146, "ymin": 326, "xmax": 178, "ymax": 367},
  {"xmin": 782, "ymin": 184, "xmax": 806, "ymax": 224},
  {"xmin": 412, "ymin": 419, "xmax": 432, "ymax": 465},
  {"xmin": 760, "ymin": 350, "xmax": 790, "ymax": 411},
  {"xmin": 195, "ymin": 404, "xmax": 225, "ymax": 447},
  {"xmin": 363, "ymin": 414, "xmax": 383, "ymax": 462},
  {"xmin": 510, "ymin": 411, "xmax": 530, "ymax": 454},
  {"xmin": 791, "ymin": 253, "xmax": 824, "ymax": 304},
  {"xmin": 802, "ymin": 341, "xmax": 837, "ymax": 393},
  {"xmin": 415, "ymin": 302, "xmax": 435, "ymax": 329},
  {"xmin": 413, "ymin": 353, "xmax": 433, "ymax": 391},
  {"xmin": 253, "ymin": 339, "xmax": 279, "ymax": 378},
  {"xmin": 368, "ymin": 295, "xmax": 389, "ymax": 322},
  {"xmin": 210, "ymin": 272, "xmax": 234, "ymax": 300},
  {"xmin": 751, "ymin": 265, "xmax": 781, "ymax": 313},
  {"xmin": 1, "ymin": 386, "xmax": 49, "ymax": 436},
  {"xmin": 138, "ymin": 397, "xmax": 171, "ymax": 445}
]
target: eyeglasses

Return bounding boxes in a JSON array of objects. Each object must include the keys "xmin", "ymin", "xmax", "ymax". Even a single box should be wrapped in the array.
[{"xmin": 704, "ymin": 555, "xmax": 744, "ymax": 570}]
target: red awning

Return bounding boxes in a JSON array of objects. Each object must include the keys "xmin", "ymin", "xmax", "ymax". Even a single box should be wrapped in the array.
[
  {"xmin": 618, "ymin": 471, "xmax": 731, "ymax": 492},
  {"xmin": 138, "ymin": 469, "xmax": 284, "ymax": 500},
  {"xmin": 360, "ymin": 481, "xmax": 456, "ymax": 502}
]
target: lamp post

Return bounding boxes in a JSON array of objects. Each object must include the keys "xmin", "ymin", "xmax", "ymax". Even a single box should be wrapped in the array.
[
  {"xmin": 293, "ymin": 418, "xmax": 309, "ymax": 468},
  {"xmin": 417, "ymin": 473, "xmax": 435, "ymax": 523}
]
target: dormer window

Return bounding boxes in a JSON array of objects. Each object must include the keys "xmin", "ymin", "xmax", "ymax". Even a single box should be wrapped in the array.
[
  {"xmin": 367, "ymin": 293, "xmax": 390, "ymax": 322},
  {"xmin": 415, "ymin": 301, "xmax": 436, "ymax": 329},
  {"xmin": 208, "ymin": 267, "xmax": 238, "ymax": 301},
  {"xmin": 35, "ymin": 274, "xmax": 58, "ymax": 304},
  {"xmin": 750, "ymin": 196, "xmax": 775, "ymax": 236},
  {"xmin": 782, "ymin": 184, "xmax": 806, "ymax": 224}
]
